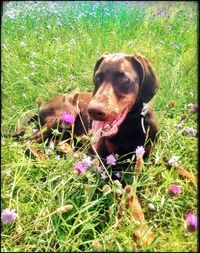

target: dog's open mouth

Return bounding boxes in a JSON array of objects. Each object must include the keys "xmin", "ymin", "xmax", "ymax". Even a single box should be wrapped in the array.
[{"xmin": 91, "ymin": 107, "xmax": 129, "ymax": 150}]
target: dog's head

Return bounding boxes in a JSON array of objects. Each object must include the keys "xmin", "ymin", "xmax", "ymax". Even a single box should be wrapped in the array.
[{"xmin": 87, "ymin": 53, "xmax": 159, "ymax": 142}]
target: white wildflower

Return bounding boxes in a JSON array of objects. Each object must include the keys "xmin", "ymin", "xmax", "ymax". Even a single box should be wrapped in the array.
[
  {"xmin": 20, "ymin": 42, "xmax": 27, "ymax": 47},
  {"xmin": 168, "ymin": 156, "xmax": 180, "ymax": 167},
  {"xmin": 31, "ymin": 52, "xmax": 37, "ymax": 57},
  {"xmin": 30, "ymin": 61, "xmax": 35, "ymax": 68}
]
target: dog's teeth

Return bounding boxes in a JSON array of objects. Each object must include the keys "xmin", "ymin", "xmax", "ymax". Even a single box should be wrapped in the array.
[{"xmin": 103, "ymin": 124, "xmax": 111, "ymax": 132}]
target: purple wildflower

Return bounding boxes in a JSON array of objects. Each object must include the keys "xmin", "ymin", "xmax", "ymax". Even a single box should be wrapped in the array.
[
  {"xmin": 100, "ymin": 171, "xmax": 108, "ymax": 180},
  {"xmin": 186, "ymin": 127, "xmax": 196, "ymax": 137},
  {"xmin": 115, "ymin": 172, "xmax": 121, "ymax": 178},
  {"xmin": 82, "ymin": 156, "xmax": 92, "ymax": 168},
  {"xmin": 186, "ymin": 212, "xmax": 198, "ymax": 231},
  {"xmin": 1, "ymin": 209, "xmax": 17, "ymax": 223},
  {"xmin": 74, "ymin": 162, "xmax": 87, "ymax": 175},
  {"xmin": 168, "ymin": 184, "xmax": 182, "ymax": 196},
  {"xmin": 106, "ymin": 154, "xmax": 116, "ymax": 166},
  {"xmin": 135, "ymin": 146, "xmax": 145, "ymax": 158},
  {"xmin": 168, "ymin": 156, "xmax": 179, "ymax": 167},
  {"xmin": 93, "ymin": 166, "xmax": 102, "ymax": 173},
  {"xmin": 74, "ymin": 156, "xmax": 92, "ymax": 176},
  {"xmin": 60, "ymin": 112, "xmax": 75, "ymax": 124},
  {"xmin": 187, "ymin": 103, "xmax": 198, "ymax": 113},
  {"xmin": 191, "ymin": 103, "xmax": 198, "ymax": 112}
]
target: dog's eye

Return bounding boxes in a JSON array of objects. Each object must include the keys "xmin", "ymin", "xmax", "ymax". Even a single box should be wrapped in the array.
[
  {"xmin": 116, "ymin": 73, "xmax": 130, "ymax": 85},
  {"xmin": 114, "ymin": 73, "xmax": 134, "ymax": 94},
  {"xmin": 122, "ymin": 76, "xmax": 130, "ymax": 84},
  {"xmin": 94, "ymin": 74, "xmax": 103, "ymax": 84}
]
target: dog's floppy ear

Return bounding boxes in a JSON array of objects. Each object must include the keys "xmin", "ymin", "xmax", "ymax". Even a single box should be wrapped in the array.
[
  {"xmin": 63, "ymin": 92, "xmax": 79, "ymax": 105},
  {"xmin": 93, "ymin": 52, "xmax": 109, "ymax": 75},
  {"xmin": 63, "ymin": 92, "xmax": 80, "ymax": 114},
  {"xmin": 131, "ymin": 54, "xmax": 159, "ymax": 103}
]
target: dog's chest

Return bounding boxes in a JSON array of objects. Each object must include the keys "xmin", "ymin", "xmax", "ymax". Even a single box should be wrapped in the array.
[
  {"xmin": 103, "ymin": 123, "xmax": 146, "ymax": 155},
  {"xmin": 104, "ymin": 139, "xmax": 118, "ymax": 154}
]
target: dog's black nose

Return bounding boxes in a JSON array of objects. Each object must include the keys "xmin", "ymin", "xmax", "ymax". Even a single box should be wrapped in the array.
[{"xmin": 88, "ymin": 105, "xmax": 106, "ymax": 121}]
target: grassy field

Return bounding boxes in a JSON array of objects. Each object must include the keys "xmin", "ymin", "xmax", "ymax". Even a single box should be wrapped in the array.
[{"xmin": 1, "ymin": 1, "xmax": 198, "ymax": 252}]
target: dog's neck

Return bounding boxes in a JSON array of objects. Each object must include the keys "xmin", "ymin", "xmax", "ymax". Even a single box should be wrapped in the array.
[
  {"xmin": 128, "ymin": 99, "xmax": 145, "ymax": 118},
  {"xmin": 124, "ymin": 100, "xmax": 148, "ymax": 135}
]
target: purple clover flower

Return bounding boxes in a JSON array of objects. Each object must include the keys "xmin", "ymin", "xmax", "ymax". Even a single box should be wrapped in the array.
[
  {"xmin": 93, "ymin": 166, "xmax": 108, "ymax": 180},
  {"xmin": 186, "ymin": 212, "xmax": 198, "ymax": 231},
  {"xmin": 74, "ymin": 162, "xmax": 87, "ymax": 175},
  {"xmin": 82, "ymin": 156, "xmax": 92, "ymax": 168},
  {"xmin": 114, "ymin": 172, "xmax": 121, "ymax": 178},
  {"xmin": 60, "ymin": 112, "xmax": 75, "ymax": 124},
  {"xmin": 93, "ymin": 166, "xmax": 102, "ymax": 173},
  {"xmin": 186, "ymin": 127, "xmax": 196, "ymax": 137},
  {"xmin": 135, "ymin": 146, "xmax": 145, "ymax": 158},
  {"xmin": 106, "ymin": 154, "xmax": 116, "ymax": 166},
  {"xmin": 168, "ymin": 184, "xmax": 182, "ymax": 196},
  {"xmin": 100, "ymin": 171, "xmax": 108, "ymax": 179},
  {"xmin": 1, "ymin": 208, "xmax": 17, "ymax": 223},
  {"xmin": 74, "ymin": 156, "xmax": 92, "ymax": 176},
  {"xmin": 188, "ymin": 103, "xmax": 198, "ymax": 113},
  {"xmin": 191, "ymin": 104, "xmax": 198, "ymax": 112}
]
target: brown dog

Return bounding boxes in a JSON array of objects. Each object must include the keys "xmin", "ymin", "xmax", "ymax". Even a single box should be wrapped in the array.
[
  {"xmin": 6, "ymin": 92, "xmax": 93, "ymax": 146},
  {"xmin": 88, "ymin": 53, "xmax": 159, "ymax": 159},
  {"xmin": 6, "ymin": 53, "xmax": 159, "ymax": 160}
]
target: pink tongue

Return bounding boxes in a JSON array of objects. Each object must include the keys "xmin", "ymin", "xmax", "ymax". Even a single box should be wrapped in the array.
[
  {"xmin": 91, "ymin": 107, "xmax": 129, "ymax": 150},
  {"xmin": 91, "ymin": 121, "xmax": 118, "ymax": 141}
]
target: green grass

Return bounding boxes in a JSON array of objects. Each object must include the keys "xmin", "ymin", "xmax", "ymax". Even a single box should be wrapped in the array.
[{"xmin": 1, "ymin": 1, "xmax": 198, "ymax": 252}]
